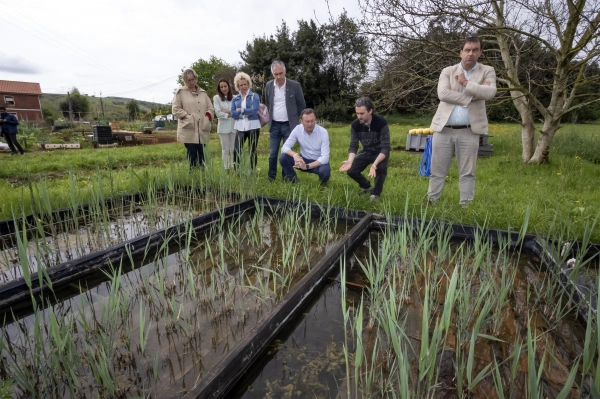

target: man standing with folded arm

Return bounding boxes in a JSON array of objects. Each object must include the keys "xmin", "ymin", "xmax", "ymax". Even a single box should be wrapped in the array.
[
  {"xmin": 427, "ymin": 36, "xmax": 497, "ymax": 207},
  {"xmin": 280, "ymin": 108, "xmax": 330, "ymax": 184}
]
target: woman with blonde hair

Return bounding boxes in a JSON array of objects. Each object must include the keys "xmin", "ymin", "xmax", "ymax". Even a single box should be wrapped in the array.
[
  {"xmin": 172, "ymin": 68, "xmax": 214, "ymax": 168},
  {"xmin": 213, "ymin": 79, "xmax": 235, "ymax": 170},
  {"xmin": 231, "ymin": 72, "xmax": 260, "ymax": 170}
]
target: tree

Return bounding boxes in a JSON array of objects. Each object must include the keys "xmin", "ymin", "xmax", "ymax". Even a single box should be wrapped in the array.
[
  {"xmin": 59, "ymin": 88, "xmax": 90, "ymax": 120},
  {"xmin": 240, "ymin": 17, "xmax": 369, "ymax": 121},
  {"xmin": 359, "ymin": 0, "xmax": 600, "ymax": 163},
  {"xmin": 126, "ymin": 99, "xmax": 140, "ymax": 120},
  {"xmin": 178, "ymin": 56, "xmax": 231, "ymax": 92}
]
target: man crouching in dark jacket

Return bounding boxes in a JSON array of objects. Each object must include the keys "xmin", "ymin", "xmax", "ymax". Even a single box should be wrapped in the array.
[
  {"xmin": 0, "ymin": 106, "xmax": 24, "ymax": 155},
  {"xmin": 339, "ymin": 97, "xmax": 390, "ymax": 203}
]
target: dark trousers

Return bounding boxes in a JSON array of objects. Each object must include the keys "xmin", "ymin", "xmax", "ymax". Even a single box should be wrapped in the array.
[
  {"xmin": 268, "ymin": 120, "xmax": 292, "ymax": 181},
  {"xmin": 234, "ymin": 129, "xmax": 260, "ymax": 169},
  {"xmin": 184, "ymin": 143, "xmax": 205, "ymax": 168},
  {"xmin": 347, "ymin": 152, "xmax": 388, "ymax": 196},
  {"xmin": 4, "ymin": 133, "xmax": 24, "ymax": 155},
  {"xmin": 280, "ymin": 153, "xmax": 331, "ymax": 183}
]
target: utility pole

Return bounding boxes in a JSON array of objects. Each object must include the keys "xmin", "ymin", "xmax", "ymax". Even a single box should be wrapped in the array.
[
  {"xmin": 100, "ymin": 91, "xmax": 105, "ymax": 119},
  {"xmin": 67, "ymin": 91, "xmax": 74, "ymax": 123}
]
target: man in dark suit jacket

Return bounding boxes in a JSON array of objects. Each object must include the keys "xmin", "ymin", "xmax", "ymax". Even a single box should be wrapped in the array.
[{"xmin": 265, "ymin": 60, "xmax": 306, "ymax": 182}]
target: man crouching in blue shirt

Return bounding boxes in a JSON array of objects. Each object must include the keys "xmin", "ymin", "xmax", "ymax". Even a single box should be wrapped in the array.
[{"xmin": 280, "ymin": 108, "xmax": 330, "ymax": 184}]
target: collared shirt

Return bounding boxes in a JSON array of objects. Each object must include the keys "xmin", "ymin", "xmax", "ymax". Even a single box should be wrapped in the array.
[
  {"xmin": 446, "ymin": 62, "xmax": 478, "ymax": 126},
  {"xmin": 234, "ymin": 93, "xmax": 261, "ymax": 131},
  {"xmin": 272, "ymin": 78, "xmax": 288, "ymax": 122},
  {"xmin": 281, "ymin": 123, "xmax": 330, "ymax": 164}
]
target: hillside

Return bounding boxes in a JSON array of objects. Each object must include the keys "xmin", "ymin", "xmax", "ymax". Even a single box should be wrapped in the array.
[{"xmin": 40, "ymin": 93, "xmax": 171, "ymax": 120}]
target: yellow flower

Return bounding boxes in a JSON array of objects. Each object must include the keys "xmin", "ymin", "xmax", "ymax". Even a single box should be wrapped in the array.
[
  {"xmin": 557, "ymin": 172, "xmax": 562, "ymax": 175},
  {"xmin": 575, "ymin": 200, "xmax": 580, "ymax": 202}
]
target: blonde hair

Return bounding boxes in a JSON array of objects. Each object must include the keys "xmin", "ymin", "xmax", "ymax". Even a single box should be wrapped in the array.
[{"xmin": 234, "ymin": 72, "xmax": 253, "ymax": 91}]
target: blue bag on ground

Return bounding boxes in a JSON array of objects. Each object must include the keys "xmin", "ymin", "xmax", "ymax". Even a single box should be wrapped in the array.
[{"xmin": 418, "ymin": 135, "xmax": 433, "ymax": 177}]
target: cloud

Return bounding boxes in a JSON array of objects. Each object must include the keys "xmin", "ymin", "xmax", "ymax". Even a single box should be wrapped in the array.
[{"xmin": 0, "ymin": 53, "xmax": 40, "ymax": 74}]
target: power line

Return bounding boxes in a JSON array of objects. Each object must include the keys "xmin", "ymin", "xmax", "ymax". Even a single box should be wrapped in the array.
[
  {"xmin": 105, "ymin": 75, "xmax": 179, "ymax": 97},
  {"xmin": 0, "ymin": 1, "xmax": 133, "ymax": 79},
  {"xmin": 0, "ymin": 10, "xmax": 130, "ymax": 79}
]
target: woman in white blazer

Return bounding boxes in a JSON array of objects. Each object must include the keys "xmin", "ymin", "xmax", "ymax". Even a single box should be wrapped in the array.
[{"xmin": 213, "ymin": 79, "xmax": 236, "ymax": 170}]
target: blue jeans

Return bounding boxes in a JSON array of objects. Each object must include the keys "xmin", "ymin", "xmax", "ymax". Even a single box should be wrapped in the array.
[
  {"xmin": 268, "ymin": 121, "xmax": 291, "ymax": 181},
  {"xmin": 280, "ymin": 153, "xmax": 331, "ymax": 184}
]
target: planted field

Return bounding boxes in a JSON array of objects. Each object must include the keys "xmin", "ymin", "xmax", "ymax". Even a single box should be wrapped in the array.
[
  {"xmin": 235, "ymin": 220, "xmax": 598, "ymax": 398},
  {"xmin": 0, "ymin": 201, "xmax": 348, "ymax": 397},
  {"xmin": 0, "ymin": 189, "xmax": 231, "ymax": 284}
]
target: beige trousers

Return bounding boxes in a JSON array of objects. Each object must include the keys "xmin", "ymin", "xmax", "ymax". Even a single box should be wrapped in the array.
[{"xmin": 427, "ymin": 126, "xmax": 480, "ymax": 204}]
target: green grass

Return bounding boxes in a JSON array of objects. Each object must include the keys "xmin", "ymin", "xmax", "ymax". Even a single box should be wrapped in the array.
[{"xmin": 0, "ymin": 117, "xmax": 599, "ymax": 242}]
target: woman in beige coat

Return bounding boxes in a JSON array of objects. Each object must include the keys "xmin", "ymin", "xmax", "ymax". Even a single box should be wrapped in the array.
[{"xmin": 172, "ymin": 68, "xmax": 215, "ymax": 168}]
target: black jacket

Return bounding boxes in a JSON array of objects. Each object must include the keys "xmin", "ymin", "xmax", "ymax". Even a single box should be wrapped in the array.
[
  {"xmin": 0, "ymin": 113, "xmax": 18, "ymax": 135},
  {"xmin": 348, "ymin": 114, "xmax": 390, "ymax": 157}
]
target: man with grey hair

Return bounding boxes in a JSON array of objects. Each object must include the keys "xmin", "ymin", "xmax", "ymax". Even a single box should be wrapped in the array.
[
  {"xmin": 265, "ymin": 60, "xmax": 306, "ymax": 182},
  {"xmin": 339, "ymin": 97, "xmax": 390, "ymax": 202}
]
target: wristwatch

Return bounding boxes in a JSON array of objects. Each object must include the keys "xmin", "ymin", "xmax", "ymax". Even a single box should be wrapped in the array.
[{"xmin": 306, "ymin": 164, "xmax": 310, "ymax": 170}]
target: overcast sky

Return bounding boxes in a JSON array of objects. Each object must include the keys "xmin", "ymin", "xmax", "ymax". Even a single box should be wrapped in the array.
[{"xmin": 0, "ymin": 0, "xmax": 362, "ymax": 104}]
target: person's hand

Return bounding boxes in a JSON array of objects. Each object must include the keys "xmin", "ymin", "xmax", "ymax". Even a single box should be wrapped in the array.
[
  {"xmin": 222, "ymin": 109, "xmax": 231, "ymax": 114},
  {"xmin": 483, "ymin": 80, "xmax": 491, "ymax": 86},
  {"xmin": 339, "ymin": 160, "xmax": 352, "ymax": 172},
  {"xmin": 368, "ymin": 164, "xmax": 377, "ymax": 178},
  {"xmin": 455, "ymin": 71, "xmax": 467, "ymax": 86},
  {"xmin": 181, "ymin": 114, "xmax": 189, "ymax": 120},
  {"xmin": 236, "ymin": 108, "xmax": 241, "ymax": 113},
  {"xmin": 293, "ymin": 154, "xmax": 306, "ymax": 169}
]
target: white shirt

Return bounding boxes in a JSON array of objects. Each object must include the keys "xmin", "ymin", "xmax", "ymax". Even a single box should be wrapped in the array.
[
  {"xmin": 272, "ymin": 79, "xmax": 288, "ymax": 122},
  {"xmin": 281, "ymin": 124, "xmax": 330, "ymax": 165},
  {"xmin": 446, "ymin": 62, "xmax": 477, "ymax": 126},
  {"xmin": 234, "ymin": 93, "xmax": 261, "ymax": 131}
]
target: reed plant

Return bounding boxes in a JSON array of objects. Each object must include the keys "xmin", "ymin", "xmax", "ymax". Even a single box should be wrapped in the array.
[{"xmin": 341, "ymin": 204, "xmax": 597, "ymax": 398}]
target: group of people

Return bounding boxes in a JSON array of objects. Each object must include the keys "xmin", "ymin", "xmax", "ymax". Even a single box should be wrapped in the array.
[{"xmin": 172, "ymin": 36, "xmax": 496, "ymax": 205}]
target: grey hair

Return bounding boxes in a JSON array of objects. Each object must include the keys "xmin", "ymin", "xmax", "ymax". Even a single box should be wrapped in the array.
[
  {"xmin": 271, "ymin": 60, "xmax": 286, "ymax": 73},
  {"xmin": 182, "ymin": 68, "xmax": 198, "ymax": 81},
  {"xmin": 234, "ymin": 72, "xmax": 253, "ymax": 90},
  {"xmin": 355, "ymin": 96, "xmax": 375, "ymax": 112}
]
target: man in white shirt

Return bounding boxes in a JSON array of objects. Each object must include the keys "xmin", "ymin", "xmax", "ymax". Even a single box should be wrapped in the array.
[
  {"xmin": 265, "ymin": 60, "xmax": 306, "ymax": 182},
  {"xmin": 280, "ymin": 108, "xmax": 330, "ymax": 184}
]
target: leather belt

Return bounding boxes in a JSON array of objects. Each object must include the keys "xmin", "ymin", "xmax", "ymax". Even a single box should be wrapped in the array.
[
  {"xmin": 272, "ymin": 120, "xmax": 288, "ymax": 124},
  {"xmin": 445, "ymin": 125, "xmax": 471, "ymax": 129}
]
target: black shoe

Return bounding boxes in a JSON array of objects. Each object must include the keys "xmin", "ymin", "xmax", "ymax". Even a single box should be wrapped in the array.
[
  {"xmin": 360, "ymin": 187, "xmax": 372, "ymax": 195},
  {"xmin": 11, "ymin": 152, "xmax": 17, "ymax": 156},
  {"xmin": 20, "ymin": 153, "xmax": 25, "ymax": 156}
]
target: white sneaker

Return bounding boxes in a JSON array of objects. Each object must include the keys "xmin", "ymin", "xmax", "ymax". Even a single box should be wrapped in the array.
[{"xmin": 369, "ymin": 194, "xmax": 379, "ymax": 203}]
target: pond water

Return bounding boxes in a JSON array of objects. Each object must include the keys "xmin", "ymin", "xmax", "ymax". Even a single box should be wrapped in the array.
[
  {"xmin": 0, "ymin": 192, "xmax": 230, "ymax": 285},
  {"xmin": 231, "ymin": 230, "xmax": 593, "ymax": 399},
  {"xmin": 0, "ymin": 207, "xmax": 348, "ymax": 398}
]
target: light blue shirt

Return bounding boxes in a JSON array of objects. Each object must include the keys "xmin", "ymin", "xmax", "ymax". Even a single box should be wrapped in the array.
[
  {"xmin": 281, "ymin": 124, "xmax": 330, "ymax": 165},
  {"xmin": 445, "ymin": 62, "xmax": 478, "ymax": 126}
]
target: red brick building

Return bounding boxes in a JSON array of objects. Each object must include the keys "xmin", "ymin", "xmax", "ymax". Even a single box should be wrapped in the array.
[{"xmin": 0, "ymin": 80, "xmax": 43, "ymax": 121}]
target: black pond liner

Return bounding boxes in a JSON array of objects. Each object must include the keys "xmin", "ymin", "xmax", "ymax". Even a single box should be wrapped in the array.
[{"xmin": 0, "ymin": 194, "xmax": 598, "ymax": 398}]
